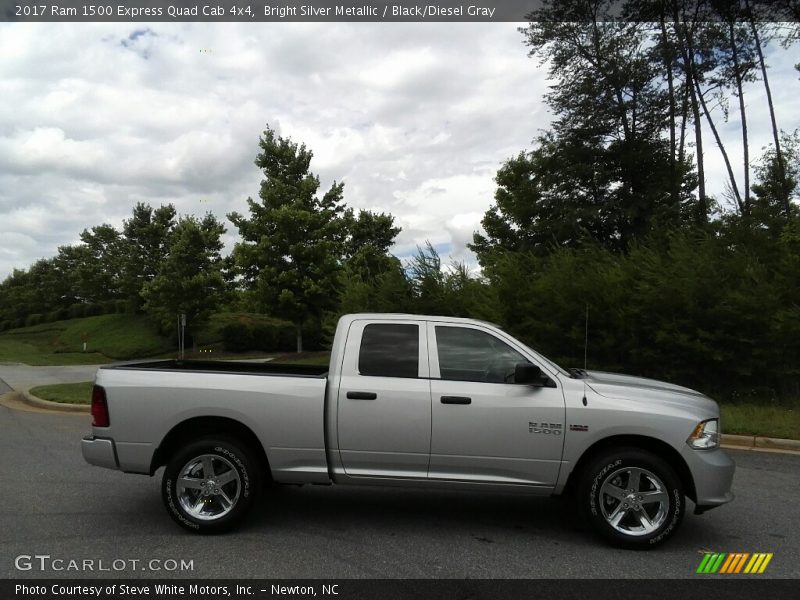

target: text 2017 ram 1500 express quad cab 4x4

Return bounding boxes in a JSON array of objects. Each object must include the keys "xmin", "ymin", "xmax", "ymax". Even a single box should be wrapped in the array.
[{"xmin": 82, "ymin": 313, "xmax": 734, "ymax": 548}]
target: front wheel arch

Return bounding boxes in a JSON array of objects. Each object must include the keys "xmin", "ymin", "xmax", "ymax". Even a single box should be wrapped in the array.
[{"xmin": 564, "ymin": 434, "xmax": 696, "ymax": 503}]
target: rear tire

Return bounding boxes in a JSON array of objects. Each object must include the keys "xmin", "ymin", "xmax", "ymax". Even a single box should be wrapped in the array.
[
  {"xmin": 577, "ymin": 447, "xmax": 684, "ymax": 549},
  {"xmin": 161, "ymin": 436, "xmax": 259, "ymax": 534}
]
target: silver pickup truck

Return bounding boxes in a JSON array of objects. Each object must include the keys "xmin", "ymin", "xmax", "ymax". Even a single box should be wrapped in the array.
[{"xmin": 82, "ymin": 313, "xmax": 734, "ymax": 548}]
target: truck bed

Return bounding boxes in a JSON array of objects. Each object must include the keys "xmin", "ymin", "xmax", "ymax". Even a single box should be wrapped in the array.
[
  {"xmin": 101, "ymin": 359, "xmax": 328, "ymax": 378},
  {"xmin": 93, "ymin": 358, "xmax": 330, "ymax": 481}
]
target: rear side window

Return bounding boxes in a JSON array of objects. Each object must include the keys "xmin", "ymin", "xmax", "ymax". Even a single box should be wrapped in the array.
[{"xmin": 358, "ymin": 323, "xmax": 419, "ymax": 378}]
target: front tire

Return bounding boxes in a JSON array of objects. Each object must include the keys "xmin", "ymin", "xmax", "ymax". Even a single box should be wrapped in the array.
[
  {"xmin": 578, "ymin": 447, "xmax": 685, "ymax": 549},
  {"xmin": 162, "ymin": 436, "xmax": 259, "ymax": 533}
]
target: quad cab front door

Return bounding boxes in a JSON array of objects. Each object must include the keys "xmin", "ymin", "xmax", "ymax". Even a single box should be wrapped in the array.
[{"xmin": 426, "ymin": 322, "xmax": 565, "ymax": 487}]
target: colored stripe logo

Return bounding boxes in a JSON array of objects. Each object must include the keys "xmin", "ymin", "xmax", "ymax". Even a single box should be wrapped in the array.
[{"xmin": 697, "ymin": 552, "xmax": 773, "ymax": 574}]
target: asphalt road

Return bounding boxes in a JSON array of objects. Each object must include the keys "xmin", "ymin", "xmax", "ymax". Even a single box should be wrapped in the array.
[{"xmin": 1, "ymin": 397, "xmax": 798, "ymax": 580}]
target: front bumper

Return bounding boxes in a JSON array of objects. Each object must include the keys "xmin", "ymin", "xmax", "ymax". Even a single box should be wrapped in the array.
[
  {"xmin": 681, "ymin": 445, "xmax": 735, "ymax": 508},
  {"xmin": 82, "ymin": 436, "xmax": 119, "ymax": 470}
]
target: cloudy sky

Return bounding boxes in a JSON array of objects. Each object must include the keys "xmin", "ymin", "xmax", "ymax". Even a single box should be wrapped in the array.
[{"xmin": 0, "ymin": 22, "xmax": 797, "ymax": 280}]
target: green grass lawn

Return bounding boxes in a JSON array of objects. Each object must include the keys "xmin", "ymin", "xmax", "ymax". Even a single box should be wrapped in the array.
[
  {"xmin": 721, "ymin": 402, "xmax": 800, "ymax": 440},
  {"xmin": 29, "ymin": 381, "xmax": 93, "ymax": 404},
  {"xmin": 0, "ymin": 314, "xmax": 172, "ymax": 365}
]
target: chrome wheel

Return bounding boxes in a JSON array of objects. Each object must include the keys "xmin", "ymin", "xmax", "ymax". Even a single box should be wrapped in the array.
[
  {"xmin": 599, "ymin": 466, "xmax": 669, "ymax": 537},
  {"xmin": 176, "ymin": 453, "xmax": 241, "ymax": 521}
]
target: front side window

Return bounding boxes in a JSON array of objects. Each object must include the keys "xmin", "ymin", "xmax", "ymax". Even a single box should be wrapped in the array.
[
  {"xmin": 358, "ymin": 323, "xmax": 419, "ymax": 378},
  {"xmin": 436, "ymin": 326, "xmax": 527, "ymax": 384}
]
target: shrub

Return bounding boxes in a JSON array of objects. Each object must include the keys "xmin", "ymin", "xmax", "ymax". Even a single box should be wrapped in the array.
[
  {"xmin": 277, "ymin": 323, "xmax": 297, "ymax": 351},
  {"xmin": 68, "ymin": 304, "xmax": 86, "ymax": 319},
  {"xmin": 220, "ymin": 317, "xmax": 301, "ymax": 353},
  {"xmin": 221, "ymin": 322, "xmax": 255, "ymax": 353},
  {"xmin": 251, "ymin": 322, "xmax": 279, "ymax": 352},
  {"xmin": 25, "ymin": 314, "xmax": 44, "ymax": 327},
  {"xmin": 301, "ymin": 320, "xmax": 324, "ymax": 351},
  {"xmin": 84, "ymin": 303, "xmax": 104, "ymax": 317}
]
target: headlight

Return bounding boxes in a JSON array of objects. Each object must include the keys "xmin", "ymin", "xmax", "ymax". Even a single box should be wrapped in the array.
[{"xmin": 687, "ymin": 418, "xmax": 720, "ymax": 449}]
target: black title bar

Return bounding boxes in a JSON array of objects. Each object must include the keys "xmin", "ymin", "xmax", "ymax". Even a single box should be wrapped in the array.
[
  {"xmin": 3, "ymin": 579, "xmax": 800, "ymax": 600},
  {"xmin": 3, "ymin": 0, "xmax": 799, "ymax": 22}
]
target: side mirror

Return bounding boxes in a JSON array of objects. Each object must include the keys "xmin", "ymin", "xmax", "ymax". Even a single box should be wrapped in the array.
[{"xmin": 515, "ymin": 362, "xmax": 548, "ymax": 386}]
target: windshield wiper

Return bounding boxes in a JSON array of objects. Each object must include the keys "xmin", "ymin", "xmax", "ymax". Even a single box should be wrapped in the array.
[{"xmin": 569, "ymin": 367, "xmax": 588, "ymax": 379}]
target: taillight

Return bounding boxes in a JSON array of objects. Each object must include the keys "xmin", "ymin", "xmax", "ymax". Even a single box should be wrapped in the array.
[{"xmin": 91, "ymin": 385, "xmax": 110, "ymax": 427}]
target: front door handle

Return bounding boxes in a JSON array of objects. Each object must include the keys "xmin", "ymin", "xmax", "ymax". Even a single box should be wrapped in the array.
[
  {"xmin": 441, "ymin": 396, "xmax": 472, "ymax": 405},
  {"xmin": 347, "ymin": 391, "xmax": 377, "ymax": 400}
]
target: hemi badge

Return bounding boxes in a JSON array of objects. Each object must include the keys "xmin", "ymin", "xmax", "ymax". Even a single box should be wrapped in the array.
[{"xmin": 570, "ymin": 424, "xmax": 589, "ymax": 432}]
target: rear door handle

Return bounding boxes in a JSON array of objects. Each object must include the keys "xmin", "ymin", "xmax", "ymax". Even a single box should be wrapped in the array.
[
  {"xmin": 441, "ymin": 396, "xmax": 472, "ymax": 405},
  {"xmin": 347, "ymin": 391, "xmax": 377, "ymax": 400}
]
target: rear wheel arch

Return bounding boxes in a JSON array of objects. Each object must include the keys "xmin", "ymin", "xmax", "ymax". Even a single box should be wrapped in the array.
[
  {"xmin": 564, "ymin": 435, "xmax": 696, "ymax": 503},
  {"xmin": 151, "ymin": 416, "xmax": 272, "ymax": 483}
]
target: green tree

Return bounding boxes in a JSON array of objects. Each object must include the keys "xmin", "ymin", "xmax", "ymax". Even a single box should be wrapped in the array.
[
  {"xmin": 480, "ymin": 227, "xmax": 800, "ymax": 399},
  {"xmin": 503, "ymin": 6, "xmax": 700, "ymax": 260},
  {"xmin": 0, "ymin": 265, "xmax": 57, "ymax": 323},
  {"xmin": 229, "ymin": 126, "xmax": 346, "ymax": 352},
  {"xmin": 0, "ymin": 269, "xmax": 35, "ymax": 323},
  {"xmin": 121, "ymin": 203, "xmax": 177, "ymax": 311},
  {"xmin": 408, "ymin": 242, "xmax": 447, "ymax": 314},
  {"xmin": 471, "ymin": 132, "xmax": 697, "ymax": 267},
  {"xmin": 69, "ymin": 224, "xmax": 124, "ymax": 303},
  {"xmin": 141, "ymin": 214, "xmax": 227, "ymax": 350},
  {"xmin": 750, "ymin": 131, "xmax": 800, "ymax": 226},
  {"xmin": 404, "ymin": 242, "xmax": 500, "ymax": 321},
  {"xmin": 342, "ymin": 209, "xmax": 401, "ymax": 281}
]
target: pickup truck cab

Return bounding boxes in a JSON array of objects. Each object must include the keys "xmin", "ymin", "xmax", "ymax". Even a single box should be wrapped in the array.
[{"xmin": 82, "ymin": 313, "xmax": 734, "ymax": 548}]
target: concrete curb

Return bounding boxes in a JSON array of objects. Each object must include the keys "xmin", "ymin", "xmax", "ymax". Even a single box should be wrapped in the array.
[
  {"xmin": 721, "ymin": 433, "xmax": 800, "ymax": 453},
  {"xmin": 21, "ymin": 388, "xmax": 90, "ymax": 413}
]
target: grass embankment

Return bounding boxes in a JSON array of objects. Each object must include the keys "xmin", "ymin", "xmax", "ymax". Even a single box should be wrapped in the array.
[
  {"xmin": 721, "ymin": 402, "xmax": 800, "ymax": 440},
  {"xmin": 0, "ymin": 314, "xmax": 172, "ymax": 365}
]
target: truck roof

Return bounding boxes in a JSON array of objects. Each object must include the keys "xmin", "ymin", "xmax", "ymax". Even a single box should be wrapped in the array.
[{"xmin": 343, "ymin": 313, "xmax": 501, "ymax": 328}]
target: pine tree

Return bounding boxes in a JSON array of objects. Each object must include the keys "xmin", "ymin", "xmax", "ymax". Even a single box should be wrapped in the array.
[
  {"xmin": 228, "ymin": 126, "xmax": 347, "ymax": 352},
  {"xmin": 141, "ymin": 214, "xmax": 227, "ymax": 350}
]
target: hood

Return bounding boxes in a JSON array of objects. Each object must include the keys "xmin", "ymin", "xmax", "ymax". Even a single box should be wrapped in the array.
[{"xmin": 583, "ymin": 370, "xmax": 718, "ymax": 415}]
